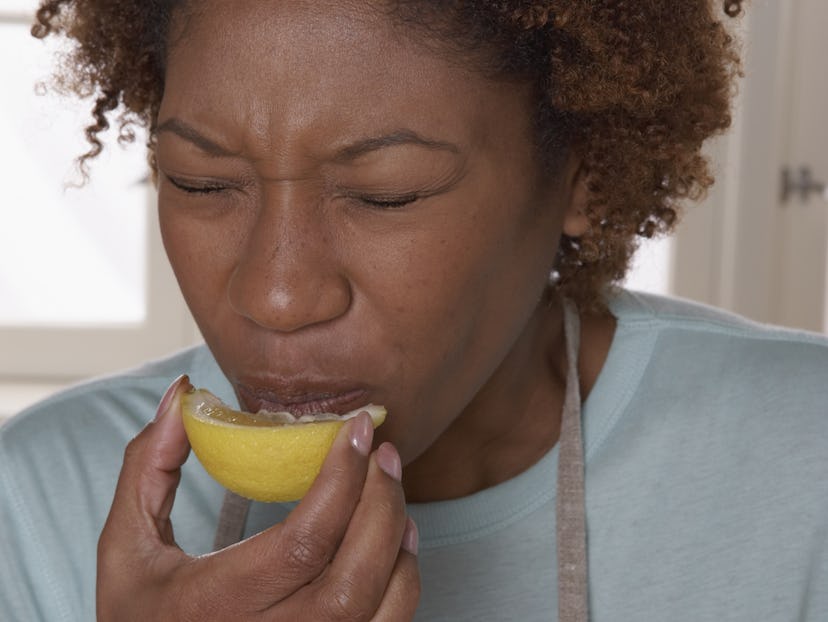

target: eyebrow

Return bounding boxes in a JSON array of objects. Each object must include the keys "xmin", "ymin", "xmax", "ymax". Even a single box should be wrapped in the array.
[
  {"xmin": 153, "ymin": 118, "xmax": 238, "ymax": 157},
  {"xmin": 333, "ymin": 130, "xmax": 460, "ymax": 161},
  {"xmin": 153, "ymin": 119, "xmax": 460, "ymax": 160}
]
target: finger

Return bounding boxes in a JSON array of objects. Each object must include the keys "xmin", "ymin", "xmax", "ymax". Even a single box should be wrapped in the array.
[
  {"xmin": 213, "ymin": 411, "xmax": 375, "ymax": 605},
  {"xmin": 102, "ymin": 374, "xmax": 193, "ymax": 547},
  {"xmin": 372, "ymin": 545, "xmax": 421, "ymax": 622},
  {"xmin": 309, "ymin": 442, "xmax": 409, "ymax": 619},
  {"xmin": 97, "ymin": 375, "xmax": 194, "ymax": 618}
]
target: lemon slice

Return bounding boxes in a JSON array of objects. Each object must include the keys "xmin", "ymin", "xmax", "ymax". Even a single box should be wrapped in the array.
[{"xmin": 181, "ymin": 388, "xmax": 386, "ymax": 502}]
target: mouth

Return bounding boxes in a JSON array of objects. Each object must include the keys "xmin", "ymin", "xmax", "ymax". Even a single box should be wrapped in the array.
[{"xmin": 235, "ymin": 382, "xmax": 369, "ymax": 417}]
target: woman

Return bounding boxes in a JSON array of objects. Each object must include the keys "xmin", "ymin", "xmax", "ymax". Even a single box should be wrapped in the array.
[{"xmin": 2, "ymin": 1, "xmax": 826, "ymax": 620}]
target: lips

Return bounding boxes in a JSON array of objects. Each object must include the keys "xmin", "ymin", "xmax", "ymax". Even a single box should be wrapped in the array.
[{"xmin": 235, "ymin": 381, "xmax": 369, "ymax": 417}]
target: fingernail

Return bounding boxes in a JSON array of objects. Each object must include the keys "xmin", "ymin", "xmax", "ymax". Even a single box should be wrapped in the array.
[
  {"xmin": 155, "ymin": 374, "xmax": 189, "ymax": 421},
  {"xmin": 349, "ymin": 411, "xmax": 373, "ymax": 456},
  {"xmin": 402, "ymin": 516, "xmax": 419, "ymax": 556},
  {"xmin": 376, "ymin": 442, "xmax": 402, "ymax": 481}
]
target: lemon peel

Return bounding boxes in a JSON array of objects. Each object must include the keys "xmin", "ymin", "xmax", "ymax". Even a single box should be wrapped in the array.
[{"xmin": 181, "ymin": 388, "xmax": 386, "ymax": 502}]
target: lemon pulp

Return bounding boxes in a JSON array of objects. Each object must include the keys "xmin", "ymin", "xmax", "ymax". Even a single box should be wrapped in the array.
[{"xmin": 181, "ymin": 388, "xmax": 386, "ymax": 502}]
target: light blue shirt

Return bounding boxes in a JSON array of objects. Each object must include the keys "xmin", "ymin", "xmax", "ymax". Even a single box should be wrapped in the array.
[{"xmin": 2, "ymin": 291, "xmax": 827, "ymax": 621}]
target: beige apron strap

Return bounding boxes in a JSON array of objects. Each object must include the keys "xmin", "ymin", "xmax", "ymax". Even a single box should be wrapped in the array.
[
  {"xmin": 557, "ymin": 299, "xmax": 590, "ymax": 621},
  {"xmin": 213, "ymin": 490, "xmax": 251, "ymax": 551}
]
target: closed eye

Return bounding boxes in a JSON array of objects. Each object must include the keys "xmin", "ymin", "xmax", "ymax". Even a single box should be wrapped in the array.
[
  {"xmin": 167, "ymin": 175, "xmax": 230, "ymax": 195},
  {"xmin": 358, "ymin": 194, "xmax": 419, "ymax": 210}
]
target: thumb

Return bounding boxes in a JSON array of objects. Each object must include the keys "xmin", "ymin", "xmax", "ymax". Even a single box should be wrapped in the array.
[{"xmin": 104, "ymin": 374, "xmax": 193, "ymax": 547}]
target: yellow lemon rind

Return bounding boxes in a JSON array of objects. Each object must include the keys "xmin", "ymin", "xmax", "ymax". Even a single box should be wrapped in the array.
[{"xmin": 181, "ymin": 389, "xmax": 386, "ymax": 503}]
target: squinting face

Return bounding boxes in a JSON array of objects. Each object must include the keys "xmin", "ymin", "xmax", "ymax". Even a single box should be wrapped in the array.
[{"xmin": 156, "ymin": 0, "xmax": 577, "ymax": 466}]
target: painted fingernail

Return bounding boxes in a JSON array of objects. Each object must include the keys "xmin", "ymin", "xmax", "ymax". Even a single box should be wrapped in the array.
[
  {"xmin": 349, "ymin": 411, "xmax": 373, "ymax": 456},
  {"xmin": 155, "ymin": 374, "xmax": 189, "ymax": 421},
  {"xmin": 376, "ymin": 442, "xmax": 402, "ymax": 481},
  {"xmin": 402, "ymin": 516, "xmax": 419, "ymax": 556}
]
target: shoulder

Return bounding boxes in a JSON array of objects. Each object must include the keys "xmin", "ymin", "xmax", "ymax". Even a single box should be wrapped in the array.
[
  {"xmin": 0, "ymin": 343, "xmax": 226, "ymax": 509},
  {"xmin": 0, "ymin": 342, "xmax": 233, "ymax": 530},
  {"xmin": 609, "ymin": 290, "xmax": 828, "ymax": 383},
  {"xmin": 0, "ymin": 343, "xmax": 232, "ymax": 503},
  {"xmin": 586, "ymin": 292, "xmax": 828, "ymax": 620},
  {"xmin": 594, "ymin": 290, "xmax": 828, "ymax": 474},
  {"xmin": 601, "ymin": 290, "xmax": 828, "ymax": 472},
  {"xmin": 1, "ymin": 344, "xmax": 230, "ymax": 448},
  {"xmin": 611, "ymin": 289, "xmax": 828, "ymax": 342}
]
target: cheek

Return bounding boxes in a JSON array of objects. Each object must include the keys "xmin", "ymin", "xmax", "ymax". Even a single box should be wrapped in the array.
[
  {"xmin": 368, "ymin": 191, "xmax": 558, "ymax": 334},
  {"xmin": 355, "ymin": 192, "xmax": 560, "ymax": 417},
  {"xmin": 157, "ymin": 195, "xmax": 246, "ymax": 334}
]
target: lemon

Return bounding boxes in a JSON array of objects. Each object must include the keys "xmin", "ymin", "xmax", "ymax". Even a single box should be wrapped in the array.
[{"xmin": 181, "ymin": 388, "xmax": 386, "ymax": 502}]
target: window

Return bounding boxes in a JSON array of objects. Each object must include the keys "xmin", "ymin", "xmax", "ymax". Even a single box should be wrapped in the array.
[
  {"xmin": 623, "ymin": 238, "xmax": 673, "ymax": 297},
  {"xmin": 0, "ymin": 4, "xmax": 198, "ymax": 414},
  {"xmin": 0, "ymin": 21, "xmax": 148, "ymax": 327}
]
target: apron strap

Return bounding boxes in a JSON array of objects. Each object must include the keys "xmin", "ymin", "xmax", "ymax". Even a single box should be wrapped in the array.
[
  {"xmin": 557, "ymin": 298, "xmax": 590, "ymax": 621},
  {"xmin": 213, "ymin": 490, "xmax": 251, "ymax": 552}
]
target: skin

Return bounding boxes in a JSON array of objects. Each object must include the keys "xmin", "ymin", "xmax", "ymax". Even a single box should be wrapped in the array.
[{"xmin": 98, "ymin": 1, "xmax": 615, "ymax": 619}]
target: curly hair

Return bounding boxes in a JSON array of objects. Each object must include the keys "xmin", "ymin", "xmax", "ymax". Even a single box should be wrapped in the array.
[{"xmin": 32, "ymin": 0, "xmax": 744, "ymax": 309}]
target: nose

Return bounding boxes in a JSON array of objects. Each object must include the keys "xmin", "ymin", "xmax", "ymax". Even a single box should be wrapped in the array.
[{"xmin": 227, "ymin": 185, "xmax": 351, "ymax": 333}]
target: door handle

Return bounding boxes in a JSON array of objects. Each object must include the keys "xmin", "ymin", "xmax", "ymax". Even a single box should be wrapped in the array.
[{"xmin": 781, "ymin": 166, "xmax": 828, "ymax": 204}]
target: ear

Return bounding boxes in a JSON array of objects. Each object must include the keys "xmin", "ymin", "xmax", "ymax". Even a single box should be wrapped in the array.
[{"xmin": 560, "ymin": 158, "xmax": 591, "ymax": 238}]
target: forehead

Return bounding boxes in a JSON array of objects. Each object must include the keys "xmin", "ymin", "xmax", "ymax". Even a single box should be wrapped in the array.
[
  {"xmin": 160, "ymin": 0, "xmax": 534, "ymax": 159},
  {"xmin": 170, "ymin": 0, "xmax": 395, "ymax": 71}
]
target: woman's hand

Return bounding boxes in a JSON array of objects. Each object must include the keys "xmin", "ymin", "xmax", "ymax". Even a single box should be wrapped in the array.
[{"xmin": 97, "ymin": 376, "xmax": 420, "ymax": 621}]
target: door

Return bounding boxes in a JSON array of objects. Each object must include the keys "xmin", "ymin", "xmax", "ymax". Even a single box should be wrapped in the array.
[
  {"xmin": 671, "ymin": 0, "xmax": 828, "ymax": 334},
  {"xmin": 774, "ymin": 0, "xmax": 828, "ymax": 332}
]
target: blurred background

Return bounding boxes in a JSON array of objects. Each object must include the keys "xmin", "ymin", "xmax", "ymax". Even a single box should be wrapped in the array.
[{"xmin": 1, "ymin": 0, "xmax": 827, "ymax": 420}]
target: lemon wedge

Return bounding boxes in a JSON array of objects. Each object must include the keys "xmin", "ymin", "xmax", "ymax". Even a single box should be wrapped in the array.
[{"xmin": 181, "ymin": 388, "xmax": 386, "ymax": 502}]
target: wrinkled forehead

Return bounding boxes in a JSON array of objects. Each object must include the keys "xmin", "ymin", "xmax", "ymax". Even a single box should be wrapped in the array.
[
  {"xmin": 169, "ymin": 1, "xmax": 384, "ymax": 53},
  {"xmin": 164, "ymin": 0, "xmax": 528, "ymax": 83},
  {"xmin": 165, "ymin": 1, "xmax": 447, "ymax": 115},
  {"xmin": 157, "ymin": 0, "xmax": 539, "ymax": 166}
]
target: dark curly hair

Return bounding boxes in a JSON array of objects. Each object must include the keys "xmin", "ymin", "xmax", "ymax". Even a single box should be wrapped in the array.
[{"xmin": 32, "ymin": 0, "xmax": 744, "ymax": 309}]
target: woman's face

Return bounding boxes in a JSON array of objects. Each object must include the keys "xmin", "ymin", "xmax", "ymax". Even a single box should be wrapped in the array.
[{"xmin": 156, "ymin": 0, "xmax": 580, "ymax": 465}]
